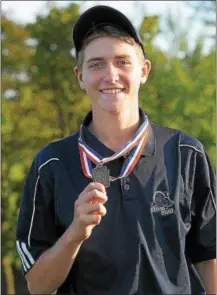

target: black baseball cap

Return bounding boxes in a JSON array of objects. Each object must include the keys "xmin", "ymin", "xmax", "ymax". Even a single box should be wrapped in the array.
[{"xmin": 72, "ymin": 5, "xmax": 146, "ymax": 58}]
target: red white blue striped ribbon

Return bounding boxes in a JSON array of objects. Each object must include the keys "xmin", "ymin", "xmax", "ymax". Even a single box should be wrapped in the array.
[{"xmin": 78, "ymin": 110, "xmax": 150, "ymax": 182}]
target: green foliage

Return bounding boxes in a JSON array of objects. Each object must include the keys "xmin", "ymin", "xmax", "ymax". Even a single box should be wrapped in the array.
[
  {"xmin": 139, "ymin": 15, "xmax": 160, "ymax": 43},
  {"xmin": 1, "ymin": 2, "xmax": 216, "ymax": 293},
  {"xmin": 139, "ymin": 13, "xmax": 215, "ymax": 167}
]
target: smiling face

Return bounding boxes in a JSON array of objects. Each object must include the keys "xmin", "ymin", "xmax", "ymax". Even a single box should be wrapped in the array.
[{"xmin": 74, "ymin": 36, "xmax": 151, "ymax": 114}]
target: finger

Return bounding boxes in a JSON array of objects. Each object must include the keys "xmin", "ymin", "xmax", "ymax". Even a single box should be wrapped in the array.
[
  {"xmin": 86, "ymin": 202, "xmax": 107, "ymax": 216},
  {"xmin": 80, "ymin": 189, "xmax": 108, "ymax": 204},
  {"xmin": 81, "ymin": 182, "xmax": 106, "ymax": 196},
  {"xmin": 77, "ymin": 202, "xmax": 106, "ymax": 216},
  {"xmin": 81, "ymin": 214, "xmax": 102, "ymax": 226}
]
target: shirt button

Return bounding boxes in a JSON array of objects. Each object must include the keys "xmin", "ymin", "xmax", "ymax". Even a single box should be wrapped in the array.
[{"xmin": 123, "ymin": 183, "xmax": 130, "ymax": 191}]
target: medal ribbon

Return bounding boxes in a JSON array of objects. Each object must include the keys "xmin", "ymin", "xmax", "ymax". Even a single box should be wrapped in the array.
[{"xmin": 78, "ymin": 110, "xmax": 150, "ymax": 182}]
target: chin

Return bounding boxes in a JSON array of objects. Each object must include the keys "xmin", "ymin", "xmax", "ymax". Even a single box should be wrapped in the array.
[{"xmin": 101, "ymin": 103, "xmax": 124, "ymax": 113}]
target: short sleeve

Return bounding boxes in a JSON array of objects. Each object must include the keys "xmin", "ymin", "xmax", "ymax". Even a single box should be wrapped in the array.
[
  {"xmin": 185, "ymin": 149, "xmax": 216, "ymax": 263},
  {"xmin": 16, "ymin": 155, "xmax": 59, "ymax": 275}
]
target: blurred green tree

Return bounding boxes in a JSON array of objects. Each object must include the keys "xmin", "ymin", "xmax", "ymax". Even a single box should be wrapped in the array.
[{"xmin": 2, "ymin": 15, "xmax": 34, "ymax": 294}]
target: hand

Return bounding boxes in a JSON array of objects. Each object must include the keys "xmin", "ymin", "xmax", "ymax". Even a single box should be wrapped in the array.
[{"xmin": 70, "ymin": 182, "xmax": 108, "ymax": 242}]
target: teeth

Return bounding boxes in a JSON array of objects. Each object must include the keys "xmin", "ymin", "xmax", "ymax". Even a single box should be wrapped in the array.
[{"xmin": 102, "ymin": 89, "xmax": 123, "ymax": 94}]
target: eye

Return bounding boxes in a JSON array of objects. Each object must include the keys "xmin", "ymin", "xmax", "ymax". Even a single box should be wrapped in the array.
[
  {"xmin": 89, "ymin": 62, "xmax": 104, "ymax": 69},
  {"xmin": 118, "ymin": 60, "xmax": 131, "ymax": 67}
]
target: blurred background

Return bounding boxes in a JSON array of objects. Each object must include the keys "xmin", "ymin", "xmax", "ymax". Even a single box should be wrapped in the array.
[{"xmin": 2, "ymin": 1, "xmax": 216, "ymax": 293}]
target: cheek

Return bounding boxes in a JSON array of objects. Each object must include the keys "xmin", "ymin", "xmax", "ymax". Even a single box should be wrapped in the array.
[
  {"xmin": 83, "ymin": 72, "xmax": 101, "ymax": 90},
  {"xmin": 125, "ymin": 70, "xmax": 142, "ymax": 89}
]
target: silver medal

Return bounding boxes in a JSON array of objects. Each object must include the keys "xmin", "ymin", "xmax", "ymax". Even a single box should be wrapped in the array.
[{"xmin": 92, "ymin": 164, "xmax": 110, "ymax": 187}]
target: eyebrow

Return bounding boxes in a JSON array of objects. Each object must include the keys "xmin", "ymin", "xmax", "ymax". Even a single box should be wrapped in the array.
[
  {"xmin": 86, "ymin": 55, "xmax": 132, "ymax": 64},
  {"xmin": 86, "ymin": 57, "xmax": 104, "ymax": 64}
]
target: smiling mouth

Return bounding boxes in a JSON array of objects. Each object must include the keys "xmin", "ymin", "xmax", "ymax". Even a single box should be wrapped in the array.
[{"xmin": 100, "ymin": 88, "xmax": 125, "ymax": 94}]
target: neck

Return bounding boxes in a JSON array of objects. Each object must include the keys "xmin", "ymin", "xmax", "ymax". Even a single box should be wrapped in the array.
[{"xmin": 89, "ymin": 108, "xmax": 140, "ymax": 151}]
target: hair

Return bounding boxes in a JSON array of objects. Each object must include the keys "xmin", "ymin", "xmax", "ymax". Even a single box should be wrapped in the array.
[{"xmin": 77, "ymin": 25, "xmax": 146, "ymax": 70}]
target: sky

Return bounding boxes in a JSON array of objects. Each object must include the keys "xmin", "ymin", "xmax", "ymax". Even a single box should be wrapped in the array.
[
  {"xmin": 2, "ymin": 1, "xmax": 189, "ymax": 24},
  {"xmin": 2, "ymin": 1, "xmax": 214, "ymax": 54}
]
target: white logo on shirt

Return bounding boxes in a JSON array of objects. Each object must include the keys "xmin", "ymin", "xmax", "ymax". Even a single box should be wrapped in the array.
[{"xmin": 150, "ymin": 191, "xmax": 174, "ymax": 216}]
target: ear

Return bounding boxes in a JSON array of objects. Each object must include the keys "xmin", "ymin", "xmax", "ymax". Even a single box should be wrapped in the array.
[
  {"xmin": 73, "ymin": 65, "xmax": 85, "ymax": 90},
  {"xmin": 141, "ymin": 59, "xmax": 151, "ymax": 84}
]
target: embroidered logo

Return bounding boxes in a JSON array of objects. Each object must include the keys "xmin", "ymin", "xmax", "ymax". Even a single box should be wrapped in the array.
[{"xmin": 150, "ymin": 191, "xmax": 174, "ymax": 216}]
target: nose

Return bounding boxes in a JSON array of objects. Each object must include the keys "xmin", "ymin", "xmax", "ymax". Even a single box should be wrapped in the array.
[{"xmin": 103, "ymin": 63, "xmax": 119, "ymax": 83}]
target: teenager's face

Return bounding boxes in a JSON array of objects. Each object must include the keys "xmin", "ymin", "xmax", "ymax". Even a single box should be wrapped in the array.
[{"xmin": 75, "ymin": 36, "xmax": 151, "ymax": 114}]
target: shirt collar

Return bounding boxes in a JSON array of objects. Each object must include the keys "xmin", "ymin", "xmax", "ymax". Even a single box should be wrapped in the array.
[
  {"xmin": 141, "ymin": 123, "xmax": 156, "ymax": 156},
  {"xmin": 81, "ymin": 109, "xmax": 156, "ymax": 157}
]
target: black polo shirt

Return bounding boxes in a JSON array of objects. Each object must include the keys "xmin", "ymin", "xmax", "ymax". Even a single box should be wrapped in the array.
[{"xmin": 16, "ymin": 111, "xmax": 216, "ymax": 295}]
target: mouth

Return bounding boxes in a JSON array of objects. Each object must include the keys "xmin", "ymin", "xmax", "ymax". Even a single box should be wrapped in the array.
[{"xmin": 100, "ymin": 88, "xmax": 125, "ymax": 94}]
